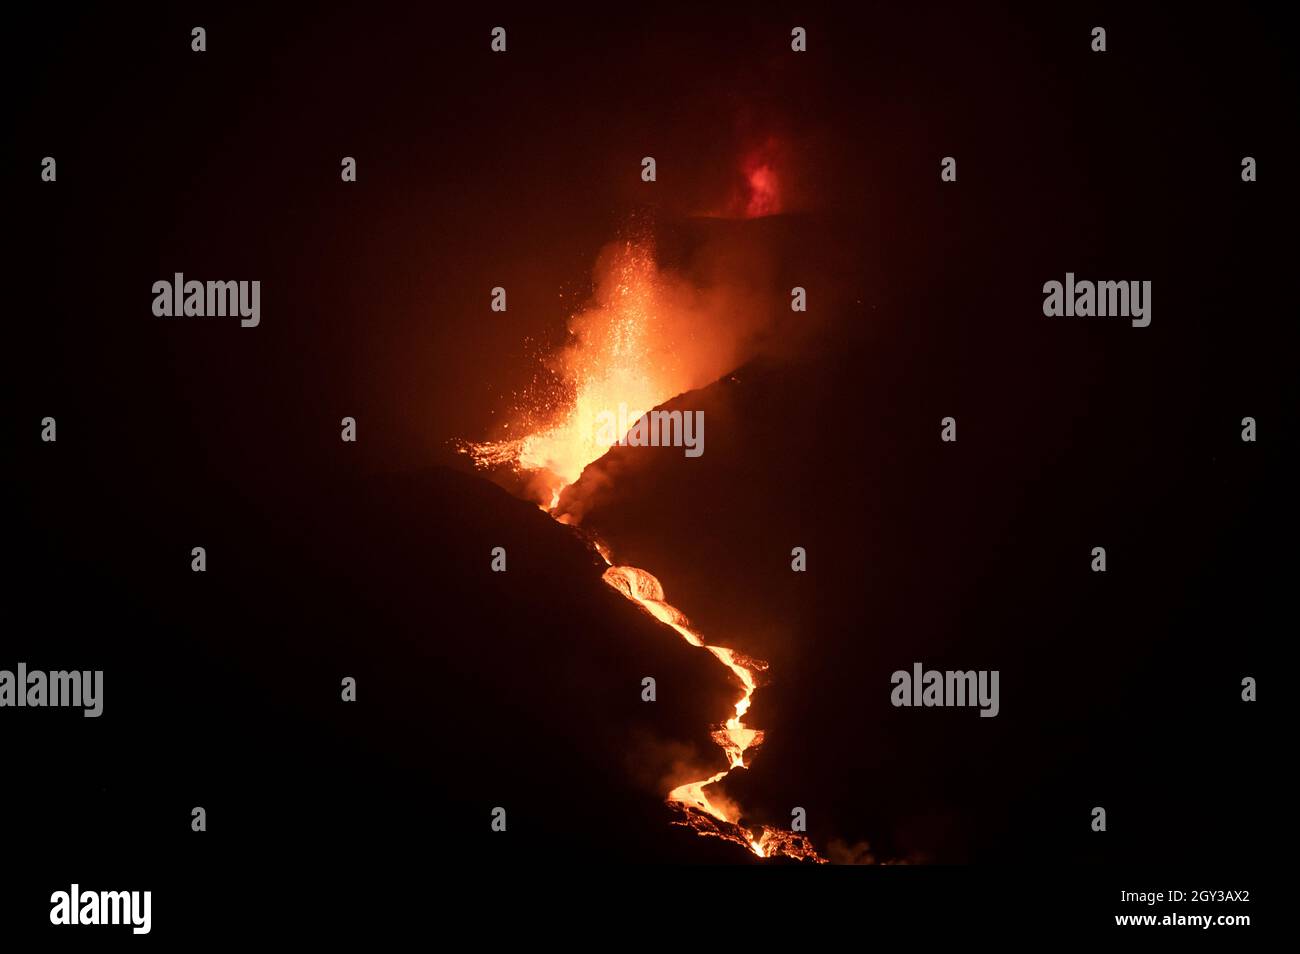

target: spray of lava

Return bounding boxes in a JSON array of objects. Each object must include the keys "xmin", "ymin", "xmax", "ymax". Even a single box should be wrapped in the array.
[
  {"xmin": 462, "ymin": 235, "xmax": 823, "ymax": 862},
  {"xmin": 465, "ymin": 240, "xmax": 684, "ymax": 504}
]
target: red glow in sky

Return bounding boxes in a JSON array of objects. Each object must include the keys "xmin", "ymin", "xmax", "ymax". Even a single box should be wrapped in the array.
[{"xmin": 743, "ymin": 162, "xmax": 781, "ymax": 217}]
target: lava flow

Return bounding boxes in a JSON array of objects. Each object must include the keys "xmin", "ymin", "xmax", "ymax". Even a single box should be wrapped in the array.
[
  {"xmin": 602, "ymin": 564, "xmax": 822, "ymax": 861},
  {"xmin": 463, "ymin": 234, "xmax": 823, "ymax": 862}
]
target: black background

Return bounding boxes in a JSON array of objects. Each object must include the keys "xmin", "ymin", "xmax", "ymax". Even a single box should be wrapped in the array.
[{"xmin": 6, "ymin": 1, "xmax": 1289, "ymax": 938}]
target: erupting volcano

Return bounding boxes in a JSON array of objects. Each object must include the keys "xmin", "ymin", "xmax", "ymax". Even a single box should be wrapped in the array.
[
  {"xmin": 463, "ymin": 221, "xmax": 825, "ymax": 862},
  {"xmin": 466, "ymin": 241, "xmax": 677, "ymax": 504}
]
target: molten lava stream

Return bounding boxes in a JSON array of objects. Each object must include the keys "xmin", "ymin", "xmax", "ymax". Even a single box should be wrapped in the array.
[{"xmin": 600, "ymin": 563, "xmax": 824, "ymax": 862}]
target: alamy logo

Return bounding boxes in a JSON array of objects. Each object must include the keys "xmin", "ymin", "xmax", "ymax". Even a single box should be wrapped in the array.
[
  {"xmin": 595, "ymin": 403, "xmax": 704, "ymax": 458},
  {"xmin": 50, "ymin": 884, "xmax": 151, "ymax": 934},
  {"xmin": 0, "ymin": 663, "xmax": 102, "ymax": 717},
  {"xmin": 890, "ymin": 662, "xmax": 1000, "ymax": 717},
  {"xmin": 152, "ymin": 273, "xmax": 260, "ymax": 327},
  {"xmin": 1042, "ymin": 272, "xmax": 1151, "ymax": 327}
]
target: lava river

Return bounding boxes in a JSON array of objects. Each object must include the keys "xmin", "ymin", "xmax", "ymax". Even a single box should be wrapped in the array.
[{"xmin": 601, "ymin": 563, "xmax": 823, "ymax": 861}]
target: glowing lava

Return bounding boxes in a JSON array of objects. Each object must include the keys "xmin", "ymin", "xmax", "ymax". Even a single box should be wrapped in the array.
[
  {"xmin": 465, "ymin": 240, "xmax": 683, "ymax": 501},
  {"xmin": 462, "ymin": 236, "xmax": 823, "ymax": 862},
  {"xmin": 742, "ymin": 160, "xmax": 780, "ymax": 218},
  {"xmin": 603, "ymin": 563, "xmax": 822, "ymax": 861}
]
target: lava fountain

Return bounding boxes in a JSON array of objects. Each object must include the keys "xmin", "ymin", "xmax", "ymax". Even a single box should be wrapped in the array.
[
  {"xmin": 464, "ymin": 240, "xmax": 685, "ymax": 506},
  {"xmin": 462, "ymin": 232, "xmax": 823, "ymax": 862}
]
